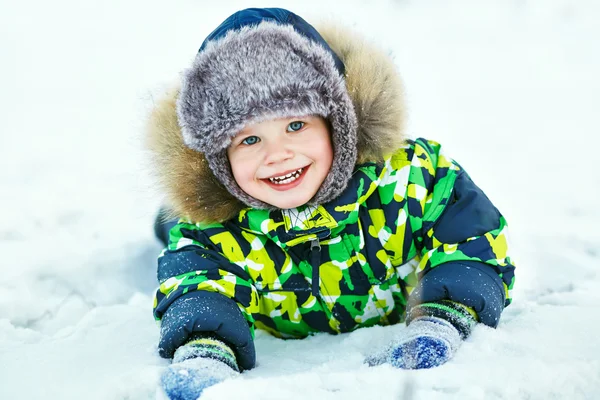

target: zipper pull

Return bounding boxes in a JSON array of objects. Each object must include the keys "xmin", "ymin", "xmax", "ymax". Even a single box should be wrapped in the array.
[
  {"xmin": 310, "ymin": 239, "xmax": 321, "ymax": 297},
  {"xmin": 310, "ymin": 238, "xmax": 321, "ymax": 252}
]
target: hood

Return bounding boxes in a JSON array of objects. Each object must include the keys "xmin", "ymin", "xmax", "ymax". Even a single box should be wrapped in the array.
[{"xmin": 146, "ymin": 21, "xmax": 406, "ymax": 223}]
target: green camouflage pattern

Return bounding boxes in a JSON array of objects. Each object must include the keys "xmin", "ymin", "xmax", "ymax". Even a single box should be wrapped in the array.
[{"xmin": 153, "ymin": 138, "xmax": 515, "ymax": 339}]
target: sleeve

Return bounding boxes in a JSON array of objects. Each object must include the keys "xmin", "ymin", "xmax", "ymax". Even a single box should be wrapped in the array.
[
  {"xmin": 406, "ymin": 138, "xmax": 516, "ymax": 328},
  {"xmin": 152, "ymin": 221, "xmax": 260, "ymax": 370}
]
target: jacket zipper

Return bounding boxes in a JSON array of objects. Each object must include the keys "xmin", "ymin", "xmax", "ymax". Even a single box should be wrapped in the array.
[{"xmin": 310, "ymin": 239, "xmax": 321, "ymax": 297}]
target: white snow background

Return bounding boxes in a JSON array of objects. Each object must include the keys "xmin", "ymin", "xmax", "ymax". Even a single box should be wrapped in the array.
[{"xmin": 1, "ymin": 0, "xmax": 599, "ymax": 399}]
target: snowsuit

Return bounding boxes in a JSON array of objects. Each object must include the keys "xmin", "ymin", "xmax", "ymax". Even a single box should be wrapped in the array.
[{"xmin": 147, "ymin": 20, "xmax": 516, "ymax": 372}]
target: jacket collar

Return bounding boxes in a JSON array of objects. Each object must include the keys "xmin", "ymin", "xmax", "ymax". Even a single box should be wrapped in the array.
[{"xmin": 239, "ymin": 161, "xmax": 387, "ymax": 247}]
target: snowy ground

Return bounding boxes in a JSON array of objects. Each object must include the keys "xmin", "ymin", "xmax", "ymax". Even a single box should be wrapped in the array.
[{"xmin": 1, "ymin": 0, "xmax": 599, "ymax": 399}]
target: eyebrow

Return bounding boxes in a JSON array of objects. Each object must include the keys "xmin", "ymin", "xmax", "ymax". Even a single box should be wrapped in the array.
[{"xmin": 233, "ymin": 130, "xmax": 253, "ymax": 140}]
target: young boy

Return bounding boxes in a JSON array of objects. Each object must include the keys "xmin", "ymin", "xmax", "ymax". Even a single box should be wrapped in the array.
[{"xmin": 147, "ymin": 7, "xmax": 515, "ymax": 400}]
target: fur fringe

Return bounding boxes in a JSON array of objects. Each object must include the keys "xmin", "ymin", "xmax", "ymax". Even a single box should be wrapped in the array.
[
  {"xmin": 316, "ymin": 23, "xmax": 406, "ymax": 164},
  {"xmin": 145, "ymin": 23, "xmax": 406, "ymax": 223}
]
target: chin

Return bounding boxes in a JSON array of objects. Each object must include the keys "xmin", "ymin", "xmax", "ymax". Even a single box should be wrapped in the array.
[
  {"xmin": 270, "ymin": 199, "xmax": 308, "ymax": 209},
  {"xmin": 267, "ymin": 194, "xmax": 314, "ymax": 209}
]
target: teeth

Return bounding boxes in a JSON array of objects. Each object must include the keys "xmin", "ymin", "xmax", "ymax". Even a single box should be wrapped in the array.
[{"xmin": 268, "ymin": 168, "xmax": 303, "ymax": 184}]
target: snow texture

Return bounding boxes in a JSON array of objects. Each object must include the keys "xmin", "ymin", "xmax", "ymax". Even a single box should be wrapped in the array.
[{"xmin": 1, "ymin": 0, "xmax": 600, "ymax": 399}]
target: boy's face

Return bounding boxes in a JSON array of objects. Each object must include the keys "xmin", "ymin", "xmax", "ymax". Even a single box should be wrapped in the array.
[{"xmin": 227, "ymin": 116, "xmax": 333, "ymax": 209}]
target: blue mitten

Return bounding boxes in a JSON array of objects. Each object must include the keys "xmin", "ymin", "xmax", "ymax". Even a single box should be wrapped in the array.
[
  {"xmin": 390, "ymin": 316, "xmax": 461, "ymax": 369},
  {"xmin": 367, "ymin": 301, "xmax": 477, "ymax": 369},
  {"xmin": 161, "ymin": 337, "xmax": 240, "ymax": 400}
]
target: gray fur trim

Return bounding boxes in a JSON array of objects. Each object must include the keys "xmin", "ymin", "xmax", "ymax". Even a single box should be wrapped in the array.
[{"xmin": 177, "ymin": 21, "xmax": 358, "ymax": 209}]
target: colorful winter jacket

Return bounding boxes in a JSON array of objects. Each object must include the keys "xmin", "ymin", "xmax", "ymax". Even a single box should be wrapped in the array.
[{"xmin": 146, "ymin": 14, "xmax": 515, "ymax": 371}]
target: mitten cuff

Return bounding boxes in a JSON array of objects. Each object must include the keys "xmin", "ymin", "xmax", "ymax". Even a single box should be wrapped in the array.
[
  {"xmin": 173, "ymin": 334, "xmax": 240, "ymax": 372},
  {"xmin": 406, "ymin": 300, "xmax": 477, "ymax": 340}
]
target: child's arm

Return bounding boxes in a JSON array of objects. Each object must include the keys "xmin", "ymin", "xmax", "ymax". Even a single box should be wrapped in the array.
[
  {"xmin": 407, "ymin": 139, "xmax": 515, "ymax": 328},
  {"xmin": 371, "ymin": 139, "xmax": 515, "ymax": 369},
  {"xmin": 152, "ymin": 221, "xmax": 259, "ymax": 372}
]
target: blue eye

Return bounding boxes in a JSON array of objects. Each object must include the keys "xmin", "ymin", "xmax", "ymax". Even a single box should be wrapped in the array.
[
  {"xmin": 242, "ymin": 136, "xmax": 260, "ymax": 145},
  {"xmin": 287, "ymin": 121, "xmax": 304, "ymax": 132}
]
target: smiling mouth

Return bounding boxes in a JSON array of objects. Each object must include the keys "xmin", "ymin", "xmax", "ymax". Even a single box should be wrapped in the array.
[
  {"xmin": 262, "ymin": 165, "xmax": 309, "ymax": 190},
  {"xmin": 268, "ymin": 167, "xmax": 304, "ymax": 184}
]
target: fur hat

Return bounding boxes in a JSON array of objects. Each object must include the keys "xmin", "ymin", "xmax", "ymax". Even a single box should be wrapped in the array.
[{"xmin": 176, "ymin": 8, "xmax": 358, "ymax": 209}]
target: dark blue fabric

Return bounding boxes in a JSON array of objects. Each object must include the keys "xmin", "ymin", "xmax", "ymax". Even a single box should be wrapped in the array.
[
  {"xmin": 407, "ymin": 261, "xmax": 506, "ymax": 327},
  {"xmin": 429, "ymin": 169, "xmax": 501, "ymax": 244},
  {"xmin": 156, "ymin": 242, "xmax": 253, "ymax": 285},
  {"xmin": 158, "ymin": 290, "xmax": 256, "ymax": 370},
  {"xmin": 153, "ymin": 207, "xmax": 178, "ymax": 247},
  {"xmin": 198, "ymin": 8, "xmax": 345, "ymax": 76}
]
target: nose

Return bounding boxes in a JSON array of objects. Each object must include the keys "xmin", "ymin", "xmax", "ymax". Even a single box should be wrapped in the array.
[{"xmin": 263, "ymin": 136, "xmax": 294, "ymax": 165}]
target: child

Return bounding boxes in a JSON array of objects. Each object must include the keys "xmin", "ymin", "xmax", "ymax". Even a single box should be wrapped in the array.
[{"xmin": 147, "ymin": 7, "xmax": 515, "ymax": 400}]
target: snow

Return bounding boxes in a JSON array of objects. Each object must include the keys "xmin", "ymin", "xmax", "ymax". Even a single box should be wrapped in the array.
[{"xmin": 1, "ymin": 0, "xmax": 599, "ymax": 398}]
